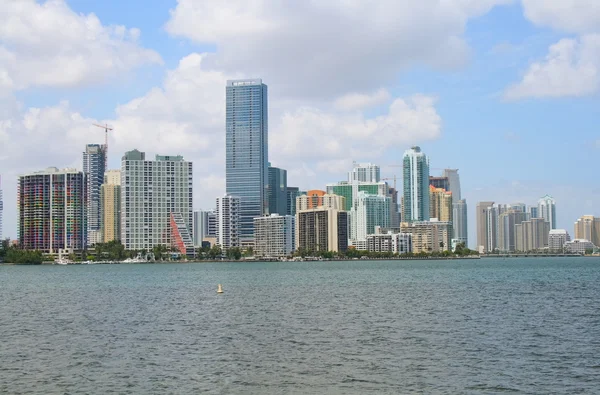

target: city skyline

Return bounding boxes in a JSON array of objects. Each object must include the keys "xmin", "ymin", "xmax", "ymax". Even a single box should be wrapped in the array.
[{"xmin": 0, "ymin": 1, "xmax": 599, "ymax": 247}]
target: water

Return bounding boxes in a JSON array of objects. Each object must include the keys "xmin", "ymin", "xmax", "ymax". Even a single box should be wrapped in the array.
[{"xmin": 1, "ymin": 258, "xmax": 599, "ymax": 394}]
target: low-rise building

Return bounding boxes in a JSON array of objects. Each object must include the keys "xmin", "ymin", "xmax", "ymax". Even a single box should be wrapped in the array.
[
  {"xmin": 366, "ymin": 231, "xmax": 412, "ymax": 254},
  {"xmin": 548, "ymin": 229, "xmax": 571, "ymax": 252},
  {"xmin": 564, "ymin": 239, "xmax": 596, "ymax": 254}
]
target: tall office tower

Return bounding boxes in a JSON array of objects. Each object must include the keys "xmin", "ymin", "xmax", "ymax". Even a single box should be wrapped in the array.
[
  {"xmin": 452, "ymin": 199, "xmax": 468, "ymax": 245},
  {"xmin": 348, "ymin": 162, "xmax": 380, "ymax": 183},
  {"xmin": 402, "ymin": 146, "xmax": 430, "ymax": 222},
  {"xmin": 351, "ymin": 192, "xmax": 390, "ymax": 245},
  {"xmin": 528, "ymin": 206, "xmax": 538, "ymax": 220},
  {"xmin": 101, "ymin": 170, "xmax": 121, "ymax": 243},
  {"xmin": 574, "ymin": 215, "xmax": 600, "ymax": 247},
  {"xmin": 498, "ymin": 210, "xmax": 528, "ymax": 252},
  {"xmin": 515, "ymin": 218, "xmax": 550, "ymax": 251},
  {"xmin": 226, "ymin": 79, "xmax": 268, "ymax": 246},
  {"xmin": 216, "ymin": 194, "xmax": 240, "ymax": 251},
  {"xmin": 429, "ymin": 176, "xmax": 449, "ymax": 191},
  {"xmin": 0, "ymin": 176, "xmax": 3, "ymax": 240},
  {"xmin": 286, "ymin": 187, "xmax": 300, "ymax": 216},
  {"xmin": 548, "ymin": 229, "xmax": 571, "ymax": 251},
  {"xmin": 388, "ymin": 187, "xmax": 400, "ymax": 227},
  {"xmin": 400, "ymin": 220, "xmax": 452, "ymax": 253},
  {"xmin": 121, "ymin": 150, "xmax": 193, "ymax": 252},
  {"xmin": 254, "ymin": 214, "xmax": 296, "ymax": 257},
  {"xmin": 297, "ymin": 193, "xmax": 345, "ymax": 212},
  {"xmin": 476, "ymin": 201, "xmax": 495, "ymax": 253},
  {"xmin": 442, "ymin": 169, "xmax": 461, "ymax": 204},
  {"xmin": 83, "ymin": 144, "xmax": 107, "ymax": 246},
  {"xmin": 18, "ymin": 168, "xmax": 86, "ymax": 253},
  {"xmin": 267, "ymin": 165, "xmax": 287, "ymax": 215},
  {"xmin": 429, "ymin": 186, "xmax": 453, "ymax": 222},
  {"xmin": 538, "ymin": 195, "xmax": 556, "ymax": 229},
  {"xmin": 296, "ymin": 208, "xmax": 348, "ymax": 253}
]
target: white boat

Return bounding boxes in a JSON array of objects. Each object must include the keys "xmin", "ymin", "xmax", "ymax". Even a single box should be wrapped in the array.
[{"xmin": 55, "ymin": 258, "xmax": 71, "ymax": 265}]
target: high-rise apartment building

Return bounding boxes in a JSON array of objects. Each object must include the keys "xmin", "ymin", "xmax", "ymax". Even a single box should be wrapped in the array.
[
  {"xmin": 498, "ymin": 209, "xmax": 528, "ymax": 252},
  {"xmin": 429, "ymin": 176, "xmax": 449, "ymax": 192},
  {"xmin": 538, "ymin": 195, "xmax": 556, "ymax": 229},
  {"xmin": 476, "ymin": 201, "xmax": 495, "ymax": 253},
  {"xmin": 297, "ymin": 193, "xmax": 346, "ymax": 212},
  {"xmin": 402, "ymin": 146, "xmax": 430, "ymax": 222},
  {"xmin": 400, "ymin": 220, "xmax": 452, "ymax": 253},
  {"xmin": 18, "ymin": 168, "xmax": 86, "ymax": 253},
  {"xmin": 296, "ymin": 208, "xmax": 348, "ymax": 253},
  {"xmin": 297, "ymin": 190, "xmax": 327, "ymax": 211},
  {"xmin": 326, "ymin": 182, "xmax": 389, "ymax": 211},
  {"xmin": 254, "ymin": 214, "xmax": 296, "ymax": 257},
  {"xmin": 574, "ymin": 215, "xmax": 600, "ymax": 247},
  {"xmin": 101, "ymin": 170, "xmax": 121, "ymax": 243},
  {"xmin": 216, "ymin": 194, "xmax": 240, "ymax": 251},
  {"xmin": 515, "ymin": 218, "xmax": 550, "ymax": 251},
  {"xmin": 452, "ymin": 199, "xmax": 468, "ymax": 246},
  {"xmin": 267, "ymin": 165, "xmax": 287, "ymax": 216},
  {"xmin": 226, "ymin": 79, "xmax": 268, "ymax": 246},
  {"xmin": 429, "ymin": 186, "xmax": 452, "ymax": 222},
  {"xmin": 121, "ymin": 150, "xmax": 193, "ymax": 252},
  {"xmin": 286, "ymin": 187, "xmax": 301, "ymax": 216},
  {"xmin": 351, "ymin": 192, "xmax": 391, "ymax": 246},
  {"xmin": 548, "ymin": 229, "xmax": 571, "ymax": 251},
  {"xmin": 348, "ymin": 162, "xmax": 380, "ymax": 183},
  {"xmin": 83, "ymin": 144, "xmax": 107, "ymax": 246},
  {"xmin": 442, "ymin": 169, "xmax": 461, "ymax": 204}
]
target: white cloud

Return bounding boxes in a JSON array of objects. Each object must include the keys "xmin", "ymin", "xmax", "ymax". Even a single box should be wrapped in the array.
[
  {"xmin": 521, "ymin": 0, "xmax": 600, "ymax": 34},
  {"xmin": 333, "ymin": 89, "xmax": 390, "ymax": 112},
  {"xmin": 165, "ymin": 0, "xmax": 511, "ymax": 98},
  {"xmin": 504, "ymin": 34, "xmax": 600, "ymax": 99},
  {"xmin": 0, "ymin": 0, "xmax": 161, "ymax": 90}
]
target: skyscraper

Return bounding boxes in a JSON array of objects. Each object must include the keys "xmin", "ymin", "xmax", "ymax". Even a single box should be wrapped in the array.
[
  {"xmin": 537, "ymin": 195, "xmax": 556, "ymax": 229},
  {"xmin": 351, "ymin": 191, "xmax": 391, "ymax": 246},
  {"xmin": 452, "ymin": 199, "xmax": 468, "ymax": 245},
  {"xmin": 101, "ymin": 170, "xmax": 121, "ymax": 243},
  {"xmin": 429, "ymin": 186, "xmax": 452, "ymax": 222},
  {"xmin": 121, "ymin": 150, "xmax": 193, "ymax": 252},
  {"xmin": 267, "ymin": 165, "xmax": 287, "ymax": 216},
  {"xmin": 83, "ymin": 144, "xmax": 107, "ymax": 246},
  {"xmin": 476, "ymin": 201, "xmax": 495, "ymax": 253},
  {"xmin": 348, "ymin": 162, "xmax": 380, "ymax": 183},
  {"xmin": 18, "ymin": 168, "xmax": 86, "ymax": 252},
  {"xmin": 286, "ymin": 187, "xmax": 301, "ymax": 216},
  {"xmin": 498, "ymin": 209, "xmax": 528, "ymax": 252},
  {"xmin": 429, "ymin": 176, "xmax": 449, "ymax": 192},
  {"xmin": 442, "ymin": 169, "xmax": 461, "ymax": 204},
  {"xmin": 574, "ymin": 215, "xmax": 600, "ymax": 247},
  {"xmin": 216, "ymin": 194, "xmax": 240, "ymax": 251},
  {"xmin": 226, "ymin": 79, "xmax": 268, "ymax": 246},
  {"xmin": 402, "ymin": 146, "xmax": 430, "ymax": 222},
  {"xmin": 515, "ymin": 218, "xmax": 550, "ymax": 251}
]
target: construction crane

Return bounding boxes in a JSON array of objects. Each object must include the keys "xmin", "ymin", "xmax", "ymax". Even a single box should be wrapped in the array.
[
  {"xmin": 92, "ymin": 123, "xmax": 113, "ymax": 169},
  {"xmin": 381, "ymin": 176, "xmax": 397, "ymax": 190}
]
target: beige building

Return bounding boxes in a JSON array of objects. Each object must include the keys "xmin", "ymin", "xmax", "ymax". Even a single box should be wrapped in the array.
[
  {"xmin": 400, "ymin": 220, "xmax": 452, "ymax": 253},
  {"xmin": 574, "ymin": 215, "xmax": 600, "ymax": 247},
  {"xmin": 296, "ymin": 208, "xmax": 348, "ymax": 253},
  {"xmin": 429, "ymin": 186, "xmax": 452, "ymax": 222},
  {"xmin": 515, "ymin": 218, "xmax": 550, "ymax": 252},
  {"xmin": 296, "ymin": 193, "xmax": 346, "ymax": 212},
  {"xmin": 101, "ymin": 170, "xmax": 121, "ymax": 243}
]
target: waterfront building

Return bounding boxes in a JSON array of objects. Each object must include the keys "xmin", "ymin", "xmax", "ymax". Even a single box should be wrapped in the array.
[
  {"xmin": 351, "ymin": 192, "xmax": 390, "ymax": 246},
  {"xmin": 267, "ymin": 165, "xmax": 287, "ymax": 216},
  {"xmin": 537, "ymin": 195, "xmax": 556, "ymax": 229},
  {"xmin": 476, "ymin": 201, "xmax": 495, "ymax": 253},
  {"xmin": 429, "ymin": 176, "xmax": 449, "ymax": 192},
  {"xmin": 101, "ymin": 170, "xmax": 121, "ymax": 243},
  {"xmin": 254, "ymin": 214, "xmax": 295, "ymax": 258},
  {"xmin": 348, "ymin": 162, "xmax": 380, "ymax": 183},
  {"xmin": 297, "ymin": 193, "xmax": 345, "ymax": 212},
  {"xmin": 83, "ymin": 144, "xmax": 107, "ymax": 246},
  {"xmin": 564, "ymin": 239, "xmax": 596, "ymax": 254},
  {"xmin": 400, "ymin": 220, "xmax": 452, "ymax": 254},
  {"xmin": 121, "ymin": 150, "xmax": 193, "ymax": 254},
  {"xmin": 429, "ymin": 186, "xmax": 452, "ymax": 222},
  {"xmin": 515, "ymin": 218, "xmax": 550, "ymax": 252},
  {"xmin": 296, "ymin": 208, "xmax": 348, "ymax": 253},
  {"xmin": 442, "ymin": 169, "xmax": 461, "ymax": 204},
  {"xmin": 366, "ymin": 229, "xmax": 412, "ymax": 254},
  {"xmin": 216, "ymin": 194, "xmax": 240, "ymax": 251},
  {"xmin": 574, "ymin": 215, "xmax": 600, "ymax": 247},
  {"xmin": 402, "ymin": 146, "xmax": 430, "ymax": 222},
  {"xmin": 18, "ymin": 167, "xmax": 86, "ymax": 253},
  {"xmin": 226, "ymin": 79, "xmax": 269, "ymax": 246},
  {"xmin": 548, "ymin": 229, "xmax": 571, "ymax": 252},
  {"xmin": 498, "ymin": 209, "xmax": 528, "ymax": 252},
  {"xmin": 452, "ymin": 199, "xmax": 468, "ymax": 245},
  {"xmin": 286, "ymin": 187, "xmax": 301, "ymax": 216}
]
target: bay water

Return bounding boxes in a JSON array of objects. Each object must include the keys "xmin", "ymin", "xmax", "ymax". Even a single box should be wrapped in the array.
[{"xmin": 1, "ymin": 258, "xmax": 599, "ymax": 394}]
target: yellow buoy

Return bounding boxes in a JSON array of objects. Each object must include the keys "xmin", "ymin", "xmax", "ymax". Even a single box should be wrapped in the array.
[{"xmin": 217, "ymin": 284, "xmax": 223, "ymax": 293}]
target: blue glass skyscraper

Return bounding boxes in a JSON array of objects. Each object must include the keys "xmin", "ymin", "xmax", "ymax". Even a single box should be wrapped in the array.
[{"xmin": 226, "ymin": 79, "xmax": 268, "ymax": 245}]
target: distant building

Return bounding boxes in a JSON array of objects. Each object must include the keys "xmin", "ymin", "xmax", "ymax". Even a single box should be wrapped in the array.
[
  {"xmin": 515, "ymin": 218, "xmax": 550, "ymax": 251},
  {"xmin": 267, "ymin": 165, "xmax": 287, "ymax": 216},
  {"xmin": 296, "ymin": 208, "xmax": 348, "ymax": 253},
  {"xmin": 574, "ymin": 215, "xmax": 600, "ymax": 247},
  {"xmin": 498, "ymin": 210, "xmax": 528, "ymax": 252},
  {"xmin": 564, "ymin": 239, "xmax": 595, "ymax": 254},
  {"xmin": 537, "ymin": 195, "xmax": 556, "ymax": 229},
  {"xmin": 83, "ymin": 144, "xmax": 107, "ymax": 246},
  {"xmin": 351, "ymin": 192, "xmax": 390, "ymax": 248},
  {"xmin": 326, "ymin": 181, "xmax": 389, "ymax": 211},
  {"xmin": 429, "ymin": 186, "xmax": 452, "ymax": 222},
  {"xmin": 452, "ymin": 199, "xmax": 468, "ymax": 246},
  {"xmin": 402, "ymin": 146, "xmax": 430, "ymax": 222},
  {"xmin": 216, "ymin": 194, "xmax": 240, "ymax": 251},
  {"xmin": 366, "ymin": 230, "xmax": 412, "ymax": 254},
  {"xmin": 254, "ymin": 214, "xmax": 295, "ymax": 258},
  {"xmin": 193, "ymin": 210, "xmax": 217, "ymax": 247},
  {"xmin": 442, "ymin": 169, "xmax": 461, "ymax": 204},
  {"xmin": 296, "ymin": 191, "xmax": 344, "ymax": 212},
  {"xmin": 429, "ymin": 176, "xmax": 449, "ymax": 191},
  {"xmin": 528, "ymin": 206, "xmax": 538, "ymax": 220},
  {"xmin": 286, "ymin": 187, "xmax": 301, "ymax": 216},
  {"xmin": 476, "ymin": 201, "xmax": 495, "ymax": 253},
  {"xmin": 18, "ymin": 168, "xmax": 86, "ymax": 253},
  {"xmin": 400, "ymin": 220, "xmax": 452, "ymax": 254},
  {"xmin": 101, "ymin": 170, "xmax": 121, "ymax": 243},
  {"xmin": 388, "ymin": 186, "xmax": 400, "ymax": 228},
  {"xmin": 348, "ymin": 162, "xmax": 380, "ymax": 183},
  {"xmin": 548, "ymin": 229, "xmax": 571, "ymax": 252}
]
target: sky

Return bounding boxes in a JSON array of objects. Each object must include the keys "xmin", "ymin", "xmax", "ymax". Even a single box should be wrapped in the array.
[{"xmin": 0, "ymin": 0, "xmax": 599, "ymax": 247}]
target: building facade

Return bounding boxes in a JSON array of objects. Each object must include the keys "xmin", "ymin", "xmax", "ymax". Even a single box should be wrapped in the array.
[
  {"xmin": 296, "ymin": 208, "xmax": 348, "ymax": 253},
  {"xmin": 193, "ymin": 210, "xmax": 216, "ymax": 247},
  {"xmin": 216, "ymin": 194, "xmax": 240, "ymax": 250},
  {"xmin": 400, "ymin": 220, "xmax": 452, "ymax": 253},
  {"xmin": 452, "ymin": 199, "xmax": 468, "ymax": 246},
  {"xmin": 121, "ymin": 150, "xmax": 193, "ymax": 251},
  {"xmin": 366, "ymin": 231, "xmax": 412, "ymax": 254},
  {"xmin": 18, "ymin": 168, "xmax": 86, "ymax": 253},
  {"xmin": 226, "ymin": 79, "xmax": 268, "ymax": 246},
  {"xmin": 297, "ymin": 193, "xmax": 346, "ymax": 212},
  {"xmin": 83, "ymin": 144, "xmax": 107, "ymax": 246},
  {"xmin": 429, "ymin": 176, "xmax": 449, "ymax": 191},
  {"xmin": 402, "ymin": 146, "xmax": 430, "ymax": 222},
  {"xmin": 574, "ymin": 215, "xmax": 600, "ymax": 247},
  {"xmin": 442, "ymin": 169, "xmax": 461, "ymax": 204},
  {"xmin": 101, "ymin": 170, "xmax": 121, "ymax": 243},
  {"xmin": 548, "ymin": 229, "xmax": 571, "ymax": 251},
  {"xmin": 537, "ymin": 195, "xmax": 556, "ymax": 229},
  {"xmin": 429, "ymin": 186, "xmax": 452, "ymax": 222},
  {"xmin": 286, "ymin": 187, "xmax": 301, "ymax": 216},
  {"xmin": 351, "ymin": 191, "xmax": 390, "ymax": 243},
  {"xmin": 498, "ymin": 209, "xmax": 528, "ymax": 252},
  {"xmin": 564, "ymin": 239, "xmax": 595, "ymax": 254},
  {"xmin": 476, "ymin": 201, "xmax": 495, "ymax": 253},
  {"xmin": 515, "ymin": 218, "xmax": 550, "ymax": 252},
  {"xmin": 254, "ymin": 214, "xmax": 296, "ymax": 257},
  {"xmin": 349, "ymin": 162, "xmax": 380, "ymax": 183},
  {"xmin": 296, "ymin": 190, "xmax": 327, "ymax": 211},
  {"xmin": 267, "ymin": 165, "xmax": 287, "ymax": 216}
]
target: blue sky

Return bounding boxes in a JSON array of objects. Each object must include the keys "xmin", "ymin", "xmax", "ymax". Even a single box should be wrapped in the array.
[{"xmin": 1, "ymin": 0, "xmax": 599, "ymax": 246}]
